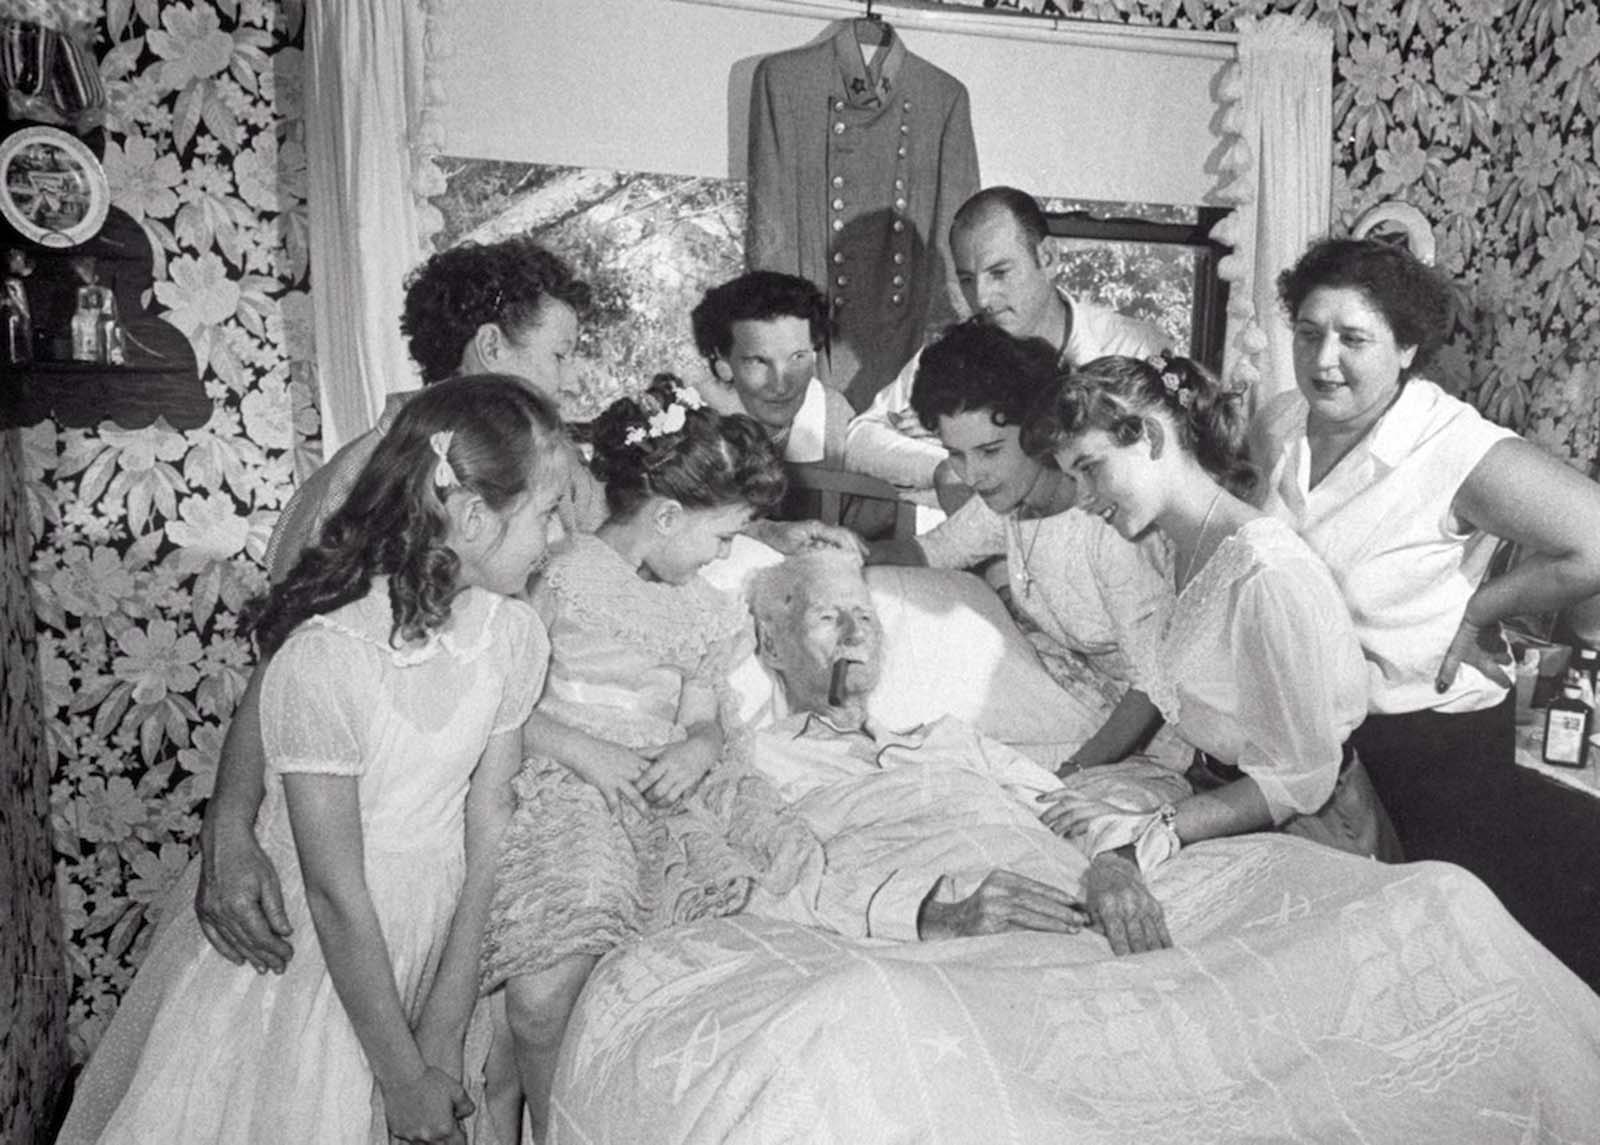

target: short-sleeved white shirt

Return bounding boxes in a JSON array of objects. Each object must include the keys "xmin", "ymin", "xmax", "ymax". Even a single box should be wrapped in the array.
[{"xmin": 1256, "ymin": 378, "xmax": 1516, "ymax": 716}]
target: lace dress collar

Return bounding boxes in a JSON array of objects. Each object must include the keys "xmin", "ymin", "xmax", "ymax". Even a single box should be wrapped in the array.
[
  {"xmin": 541, "ymin": 535, "xmax": 748, "ymax": 662},
  {"xmin": 307, "ymin": 577, "xmax": 504, "ymax": 667}
]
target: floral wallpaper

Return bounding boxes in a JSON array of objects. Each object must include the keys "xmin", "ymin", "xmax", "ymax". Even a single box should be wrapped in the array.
[
  {"xmin": 1103, "ymin": 0, "xmax": 1599, "ymax": 474},
  {"xmin": 21, "ymin": 0, "xmax": 310, "ymax": 1066},
  {"xmin": 1, "ymin": 427, "xmax": 67, "ymax": 1145},
  {"xmin": 21, "ymin": 0, "xmax": 1600, "ymax": 1098}
]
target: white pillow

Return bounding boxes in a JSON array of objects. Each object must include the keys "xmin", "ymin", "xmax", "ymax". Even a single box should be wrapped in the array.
[
  {"xmin": 703, "ymin": 536, "xmax": 786, "ymax": 728},
  {"xmin": 864, "ymin": 566, "xmax": 1101, "ymax": 762},
  {"xmin": 718, "ymin": 558, "xmax": 1105, "ymax": 766}
]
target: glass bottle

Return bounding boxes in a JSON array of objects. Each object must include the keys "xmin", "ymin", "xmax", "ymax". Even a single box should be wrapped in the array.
[
  {"xmin": 1571, "ymin": 645, "xmax": 1599, "ymax": 708},
  {"xmin": 97, "ymin": 291, "xmax": 124, "ymax": 365},
  {"xmin": 2, "ymin": 275, "xmax": 30, "ymax": 365},
  {"xmin": 1542, "ymin": 668, "xmax": 1590, "ymax": 768},
  {"xmin": 70, "ymin": 285, "xmax": 105, "ymax": 361}
]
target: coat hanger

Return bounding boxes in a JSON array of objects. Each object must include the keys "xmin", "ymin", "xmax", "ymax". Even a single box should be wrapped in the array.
[{"xmin": 853, "ymin": 0, "xmax": 891, "ymax": 48}]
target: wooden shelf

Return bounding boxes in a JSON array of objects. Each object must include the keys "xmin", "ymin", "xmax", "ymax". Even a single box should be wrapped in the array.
[
  {"xmin": 3, "ymin": 123, "xmax": 209, "ymax": 431},
  {"xmin": 2, "ymin": 313, "xmax": 209, "ymax": 429}
]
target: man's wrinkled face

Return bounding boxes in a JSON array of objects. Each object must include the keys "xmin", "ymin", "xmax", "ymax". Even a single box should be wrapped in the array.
[{"xmin": 768, "ymin": 563, "xmax": 883, "ymax": 714}]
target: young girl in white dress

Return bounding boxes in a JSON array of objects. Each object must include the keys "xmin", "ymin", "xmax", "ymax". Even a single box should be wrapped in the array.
[
  {"xmin": 1033, "ymin": 355, "xmax": 1400, "ymax": 866},
  {"xmin": 59, "ymin": 375, "xmax": 568, "ymax": 1145},
  {"xmin": 481, "ymin": 374, "xmax": 811, "ymax": 1143}
]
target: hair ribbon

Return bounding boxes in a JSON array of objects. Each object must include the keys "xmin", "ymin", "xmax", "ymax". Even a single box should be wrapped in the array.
[{"xmin": 430, "ymin": 431, "xmax": 459, "ymax": 489}]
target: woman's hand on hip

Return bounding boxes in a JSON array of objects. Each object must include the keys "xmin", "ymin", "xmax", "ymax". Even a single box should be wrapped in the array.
[{"xmin": 1435, "ymin": 614, "xmax": 1513, "ymax": 693}]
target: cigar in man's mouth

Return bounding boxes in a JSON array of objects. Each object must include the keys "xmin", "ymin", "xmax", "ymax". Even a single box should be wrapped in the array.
[{"xmin": 828, "ymin": 659, "xmax": 853, "ymax": 707}]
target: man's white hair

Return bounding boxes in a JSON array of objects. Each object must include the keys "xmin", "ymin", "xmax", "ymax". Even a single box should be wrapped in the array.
[{"xmin": 747, "ymin": 549, "xmax": 866, "ymax": 636}]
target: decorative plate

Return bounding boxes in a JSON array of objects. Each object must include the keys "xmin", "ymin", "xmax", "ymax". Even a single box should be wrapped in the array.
[{"xmin": 0, "ymin": 125, "xmax": 110, "ymax": 248}]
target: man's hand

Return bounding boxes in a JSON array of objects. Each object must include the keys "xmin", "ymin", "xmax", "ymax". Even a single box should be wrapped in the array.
[
  {"xmin": 753, "ymin": 518, "xmax": 868, "ymax": 559},
  {"xmin": 932, "ymin": 458, "xmax": 976, "ymax": 515},
  {"xmin": 637, "ymin": 732, "xmax": 717, "ymax": 806},
  {"xmin": 917, "ymin": 870, "xmax": 1089, "ymax": 940},
  {"xmin": 1082, "ymin": 851, "xmax": 1172, "ymax": 956},
  {"xmin": 560, "ymin": 740, "xmax": 650, "ymax": 815},
  {"xmin": 196, "ymin": 820, "xmax": 294, "ymax": 974}
]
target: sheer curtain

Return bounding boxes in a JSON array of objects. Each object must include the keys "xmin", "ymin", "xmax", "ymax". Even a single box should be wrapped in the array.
[
  {"xmin": 1208, "ymin": 15, "xmax": 1333, "ymax": 404},
  {"xmin": 303, "ymin": 0, "xmax": 450, "ymax": 458}
]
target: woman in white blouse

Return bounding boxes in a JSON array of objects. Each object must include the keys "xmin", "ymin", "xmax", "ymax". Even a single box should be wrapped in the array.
[
  {"xmin": 1256, "ymin": 236, "xmax": 1600, "ymax": 878},
  {"xmin": 1037, "ymin": 354, "xmax": 1398, "ymax": 862},
  {"xmin": 865, "ymin": 321, "xmax": 1180, "ymax": 775}
]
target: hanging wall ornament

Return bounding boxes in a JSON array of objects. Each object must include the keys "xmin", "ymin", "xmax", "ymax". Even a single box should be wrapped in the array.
[{"xmin": 0, "ymin": 124, "xmax": 110, "ymax": 247}]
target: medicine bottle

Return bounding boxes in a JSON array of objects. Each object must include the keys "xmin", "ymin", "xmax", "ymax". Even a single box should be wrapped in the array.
[{"xmin": 1542, "ymin": 669, "xmax": 1590, "ymax": 768}]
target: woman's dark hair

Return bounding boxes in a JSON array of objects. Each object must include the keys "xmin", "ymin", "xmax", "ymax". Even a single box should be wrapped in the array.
[
  {"xmin": 909, "ymin": 319, "xmax": 1059, "ymax": 433},
  {"xmin": 248, "ymin": 375, "xmax": 564, "ymax": 655},
  {"xmin": 400, "ymin": 236, "xmax": 592, "ymax": 382},
  {"xmin": 1276, "ymin": 236, "xmax": 1456, "ymax": 378},
  {"xmin": 588, "ymin": 373, "xmax": 787, "ymax": 520},
  {"xmin": 1025, "ymin": 354, "xmax": 1256, "ymax": 498}
]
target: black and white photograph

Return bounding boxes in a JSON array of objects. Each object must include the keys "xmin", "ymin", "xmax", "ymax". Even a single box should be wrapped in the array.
[{"xmin": 5, "ymin": 0, "xmax": 1600, "ymax": 1143}]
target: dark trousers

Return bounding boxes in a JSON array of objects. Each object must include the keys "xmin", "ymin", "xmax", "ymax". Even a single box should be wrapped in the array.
[
  {"xmin": 1349, "ymin": 696, "xmax": 1518, "ymax": 874},
  {"xmin": 1353, "ymin": 694, "xmax": 1600, "ymax": 990}
]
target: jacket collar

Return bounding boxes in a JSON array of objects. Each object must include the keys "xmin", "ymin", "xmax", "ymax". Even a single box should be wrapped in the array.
[{"xmin": 832, "ymin": 21, "xmax": 906, "ymax": 108}]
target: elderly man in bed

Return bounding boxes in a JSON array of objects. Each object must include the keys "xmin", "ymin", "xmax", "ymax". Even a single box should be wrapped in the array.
[{"xmin": 741, "ymin": 549, "xmax": 1172, "ymax": 955}]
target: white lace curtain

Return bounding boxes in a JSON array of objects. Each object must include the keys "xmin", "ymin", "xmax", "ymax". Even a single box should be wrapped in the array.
[
  {"xmin": 1208, "ymin": 15, "xmax": 1333, "ymax": 405},
  {"xmin": 303, "ymin": 0, "xmax": 450, "ymax": 459}
]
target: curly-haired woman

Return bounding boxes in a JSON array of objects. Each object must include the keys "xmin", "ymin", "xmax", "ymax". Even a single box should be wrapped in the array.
[{"xmin": 1256, "ymin": 236, "xmax": 1600, "ymax": 902}]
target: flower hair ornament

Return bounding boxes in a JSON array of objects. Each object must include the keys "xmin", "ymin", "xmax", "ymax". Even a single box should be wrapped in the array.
[
  {"xmin": 429, "ymin": 431, "xmax": 459, "ymax": 489},
  {"xmin": 1149, "ymin": 353, "xmax": 1193, "ymax": 410},
  {"xmin": 623, "ymin": 383, "xmax": 705, "ymax": 446}
]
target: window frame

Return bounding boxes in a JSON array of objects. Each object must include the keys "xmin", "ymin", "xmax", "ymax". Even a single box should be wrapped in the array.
[{"xmin": 1044, "ymin": 206, "xmax": 1232, "ymax": 374}]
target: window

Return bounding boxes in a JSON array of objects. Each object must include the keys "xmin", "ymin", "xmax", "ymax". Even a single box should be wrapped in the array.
[{"xmin": 1040, "ymin": 197, "xmax": 1230, "ymax": 373}]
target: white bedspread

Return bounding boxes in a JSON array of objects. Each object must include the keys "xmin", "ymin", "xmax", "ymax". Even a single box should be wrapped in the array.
[{"xmin": 547, "ymin": 836, "xmax": 1600, "ymax": 1144}]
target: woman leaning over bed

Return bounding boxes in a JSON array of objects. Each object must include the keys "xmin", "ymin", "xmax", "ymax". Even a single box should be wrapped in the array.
[
  {"xmin": 1257, "ymin": 236, "xmax": 1600, "ymax": 880},
  {"xmin": 1034, "ymin": 354, "xmax": 1400, "ymax": 863},
  {"xmin": 864, "ymin": 320, "xmax": 1181, "ymax": 774}
]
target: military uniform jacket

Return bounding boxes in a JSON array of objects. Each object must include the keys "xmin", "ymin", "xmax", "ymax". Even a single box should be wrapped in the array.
[{"xmin": 746, "ymin": 23, "xmax": 979, "ymax": 410}]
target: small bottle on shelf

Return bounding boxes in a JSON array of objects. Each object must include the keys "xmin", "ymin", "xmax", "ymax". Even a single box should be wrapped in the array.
[
  {"xmin": 2, "ymin": 280, "xmax": 31, "ymax": 365},
  {"xmin": 1571, "ymin": 645, "xmax": 1599, "ymax": 708},
  {"xmin": 70, "ymin": 285, "xmax": 107, "ymax": 362},
  {"xmin": 1542, "ymin": 668, "xmax": 1591, "ymax": 768},
  {"xmin": 3, "ymin": 250, "xmax": 33, "ymax": 366},
  {"xmin": 97, "ymin": 293, "xmax": 125, "ymax": 365}
]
